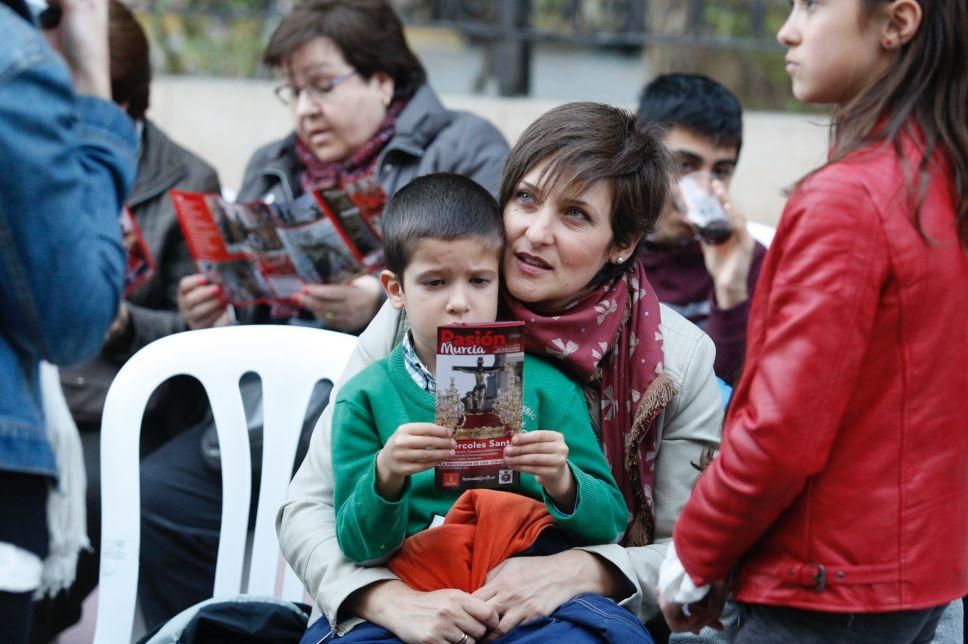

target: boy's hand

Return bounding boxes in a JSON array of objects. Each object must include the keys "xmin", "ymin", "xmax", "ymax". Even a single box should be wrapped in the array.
[
  {"xmin": 376, "ymin": 423, "xmax": 455, "ymax": 500},
  {"xmin": 504, "ymin": 431, "xmax": 576, "ymax": 511}
]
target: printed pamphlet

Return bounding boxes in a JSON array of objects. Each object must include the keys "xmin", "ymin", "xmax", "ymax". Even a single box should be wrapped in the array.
[
  {"xmin": 434, "ymin": 322, "xmax": 525, "ymax": 490},
  {"xmin": 120, "ymin": 207, "xmax": 155, "ymax": 297},
  {"xmin": 170, "ymin": 177, "xmax": 386, "ymax": 306}
]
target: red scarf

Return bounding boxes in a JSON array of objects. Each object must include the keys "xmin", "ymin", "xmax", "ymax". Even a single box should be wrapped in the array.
[
  {"xmin": 502, "ymin": 262, "xmax": 678, "ymax": 546},
  {"xmin": 295, "ymin": 99, "xmax": 406, "ymax": 193}
]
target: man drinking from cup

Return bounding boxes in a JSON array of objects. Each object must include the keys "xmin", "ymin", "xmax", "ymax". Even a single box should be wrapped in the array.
[{"xmin": 637, "ymin": 74, "xmax": 767, "ymax": 386}]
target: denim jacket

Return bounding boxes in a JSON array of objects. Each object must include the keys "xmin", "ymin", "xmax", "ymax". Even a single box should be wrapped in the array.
[{"xmin": 0, "ymin": 3, "xmax": 137, "ymax": 477}]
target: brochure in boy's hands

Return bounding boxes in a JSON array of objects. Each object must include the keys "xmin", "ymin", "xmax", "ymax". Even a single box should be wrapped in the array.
[
  {"xmin": 169, "ymin": 178, "xmax": 386, "ymax": 306},
  {"xmin": 120, "ymin": 207, "xmax": 156, "ymax": 297},
  {"xmin": 434, "ymin": 322, "xmax": 525, "ymax": 490}
]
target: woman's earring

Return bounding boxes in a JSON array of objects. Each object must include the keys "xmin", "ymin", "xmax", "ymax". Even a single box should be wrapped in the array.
[
  {"xmin": 615, "ymin": 256, "xmax": 624, "ymax": 265},
  {"xmin": 383, "ymin": 95, "xmax": 391, "ymax": 107}
]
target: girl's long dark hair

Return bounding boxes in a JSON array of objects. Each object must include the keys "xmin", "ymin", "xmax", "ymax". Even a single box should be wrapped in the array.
[{"xmin": 828, "ymin": 0, "xmax": 968, "ymax": 249}]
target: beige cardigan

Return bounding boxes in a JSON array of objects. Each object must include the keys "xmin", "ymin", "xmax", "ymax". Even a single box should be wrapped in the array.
[{"xmin": 276, "ymin": 301, "xmax": 723, "ymax": 631}]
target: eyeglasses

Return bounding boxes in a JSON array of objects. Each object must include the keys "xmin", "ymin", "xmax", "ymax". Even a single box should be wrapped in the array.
[{"xmin": 273, "ymin": 71, "xmax": 357, "ymax": 107}]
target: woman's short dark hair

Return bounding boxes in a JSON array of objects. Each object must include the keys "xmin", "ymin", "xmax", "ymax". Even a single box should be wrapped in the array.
[
  {"xmin": 263, "ymin": 0, "xmax": 426, "ymax": 102},
  {"xmin": 108, "ymin": 0, "xmax": 151, "ymax": 120},
  {"xmin": 500, "ymin": 102, "xmax": 673, "ymax": 280}
]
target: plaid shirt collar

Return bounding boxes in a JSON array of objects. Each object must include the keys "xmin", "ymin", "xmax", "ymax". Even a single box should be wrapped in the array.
[{"xmin": 402, "ymin": 331, "xmax": 436, "ymax": 393}]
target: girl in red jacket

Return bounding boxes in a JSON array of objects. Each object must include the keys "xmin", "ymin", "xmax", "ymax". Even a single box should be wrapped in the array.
[{"xmin": 659, "ymin": 0, "xmax": 968, "ymax": 641}]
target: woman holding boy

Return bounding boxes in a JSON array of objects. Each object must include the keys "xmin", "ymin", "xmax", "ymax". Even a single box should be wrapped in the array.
[
  {"xmin": 279, "ymin": 103, "xmax": 723, "ymax": 642},
  {"xmin": 323, "ymin": 173, "xmax": 645, "ymax": 644}
]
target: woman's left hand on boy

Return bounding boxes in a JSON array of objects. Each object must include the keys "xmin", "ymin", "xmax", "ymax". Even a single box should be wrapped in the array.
[
  {"xmin": 474, "ymin": 550, "xmax": 606, "ymax": 640},
  {"xmin": 503, "ymin": 431, "xmax": 576, "ymax": 509},
  {"xmin": 354, "ymin": 581, "xmax": 496, "ymax": 644}
]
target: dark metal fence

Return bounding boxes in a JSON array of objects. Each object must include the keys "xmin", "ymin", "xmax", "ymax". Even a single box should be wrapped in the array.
[
  {"xmin": 130, "ymin": 0, "xmax": 787, "ymax": 93},
  {"xmin": 391, "ymin": 0, "xmax": 787, "ymax": 95}
]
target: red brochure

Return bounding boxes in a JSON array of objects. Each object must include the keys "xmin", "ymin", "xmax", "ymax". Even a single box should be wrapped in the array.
[
  {"xmin": 120, "ymin": 207, "xmax": 156, "ymax": 297},
  {"xmin": 434, "ymin": 322, "xmax": 525, "ymax": 490},
  {"xmin": 170, "ymin": 177, "xmax": 386, "ymax": 306}
]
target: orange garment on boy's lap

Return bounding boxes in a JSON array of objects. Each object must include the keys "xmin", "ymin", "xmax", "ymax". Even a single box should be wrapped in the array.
[{"xmin": 388, "ymin": 489, "xmax": 555, "ymax": 593}]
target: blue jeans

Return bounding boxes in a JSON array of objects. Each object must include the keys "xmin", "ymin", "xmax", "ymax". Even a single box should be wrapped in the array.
[{"xmin": 302, "ymin": 593, "xmax": 653, "ymax": 643}]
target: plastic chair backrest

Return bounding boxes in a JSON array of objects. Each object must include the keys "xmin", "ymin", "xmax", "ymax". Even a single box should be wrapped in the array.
[{"xmin": 92, "ymin": 326, "xmax": 357, "ymax": 644}]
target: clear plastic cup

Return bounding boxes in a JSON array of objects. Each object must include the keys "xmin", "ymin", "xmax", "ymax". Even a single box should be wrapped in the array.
[{"xmin": 678, "ymin": 172, "xmax": 732, "ymax": 245}]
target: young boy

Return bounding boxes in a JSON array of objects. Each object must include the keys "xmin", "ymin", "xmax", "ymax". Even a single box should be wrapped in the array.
[{"xmin": 331, "ymin": 173, "xmax": 627, "ymax": 569}]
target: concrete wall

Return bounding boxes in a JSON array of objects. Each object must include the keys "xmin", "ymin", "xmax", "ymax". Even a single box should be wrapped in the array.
[{"xmin": 150, "ymin": 75, "xmax": 831, "ymax": 226}]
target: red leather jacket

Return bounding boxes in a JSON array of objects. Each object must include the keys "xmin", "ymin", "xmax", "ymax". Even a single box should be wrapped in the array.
[{"xmin": 674, "ymin": 133, "xmax": 968, "ymax": 612}]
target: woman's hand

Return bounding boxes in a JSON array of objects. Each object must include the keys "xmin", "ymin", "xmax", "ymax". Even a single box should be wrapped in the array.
[
  {"xmin": 376, "ymin": 423, "xmax": 455, "ymax": 500},
  {"xmin": 472, "ymin": 550, "xmax": 626, "ymax": 639},
  {"xmin": 348, "ymin": 580, "xmax": 499, "ymax": 644},
  {"xmin": 177, "ymin": 274, "xmax": 229, "ymax": 330},
  {"xmin": 292, "ymin": 275, "xmax": 382, "ymax": 332},
  {"xmin": 503, "ymin": 431, "xmax": 575, "ymax": 510}
]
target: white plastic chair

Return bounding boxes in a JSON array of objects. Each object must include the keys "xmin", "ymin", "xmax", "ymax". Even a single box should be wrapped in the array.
[{"xmin": 92, "ymin": 325, "xmax": 357, "ymax": 644}]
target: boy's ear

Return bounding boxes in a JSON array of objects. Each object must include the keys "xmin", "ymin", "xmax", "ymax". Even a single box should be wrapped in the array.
[{"xmin": 380, "ymin": 270, "xmax": 406, "ymax": 311}]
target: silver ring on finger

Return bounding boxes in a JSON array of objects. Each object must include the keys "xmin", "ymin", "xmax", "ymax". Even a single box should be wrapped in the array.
[{"xmin": 457, "ymin": 633, "xmax": 469, "ymax": 644}]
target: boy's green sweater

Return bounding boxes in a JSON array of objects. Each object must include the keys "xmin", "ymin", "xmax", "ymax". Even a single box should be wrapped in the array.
[{"xmin": 332, "ymin": 345, "xmax": 628, "ymax": 564}]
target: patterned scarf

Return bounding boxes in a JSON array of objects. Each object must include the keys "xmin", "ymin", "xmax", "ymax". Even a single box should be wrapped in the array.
[
  {"xmin": 295, "ymin": 99, "xmax": 406, "ymax": 194},
  {"xmin": 502, "ymin": 261, "xmax": 678, "ymax": 546}
]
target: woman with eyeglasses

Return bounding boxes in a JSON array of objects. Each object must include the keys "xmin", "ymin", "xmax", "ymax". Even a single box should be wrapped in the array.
[
  {"xmin": 177, "ymin": 0, "xmax": 509, "ymax": 335},
  {"xmin": 138, "ymin": 0, "xmax": 508, "ymax": 630}
]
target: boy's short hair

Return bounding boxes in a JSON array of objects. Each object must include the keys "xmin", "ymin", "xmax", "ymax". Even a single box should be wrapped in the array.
[
  {"xmin": 637, "ymin": 73, "xmax": 743, "ymax": 152},
  {"xmin": 382, "ymin": 173, "xmax": 503, "ymax": 278}
]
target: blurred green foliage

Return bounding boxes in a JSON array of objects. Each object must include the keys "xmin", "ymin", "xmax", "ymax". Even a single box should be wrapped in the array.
[
  {"xmin": 687, "ymin": 0, "xmax": 808, "ymax": 111},
  {"xmin": 130, "ymin": 0, "xmax": 285, "ymax": 77}
]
